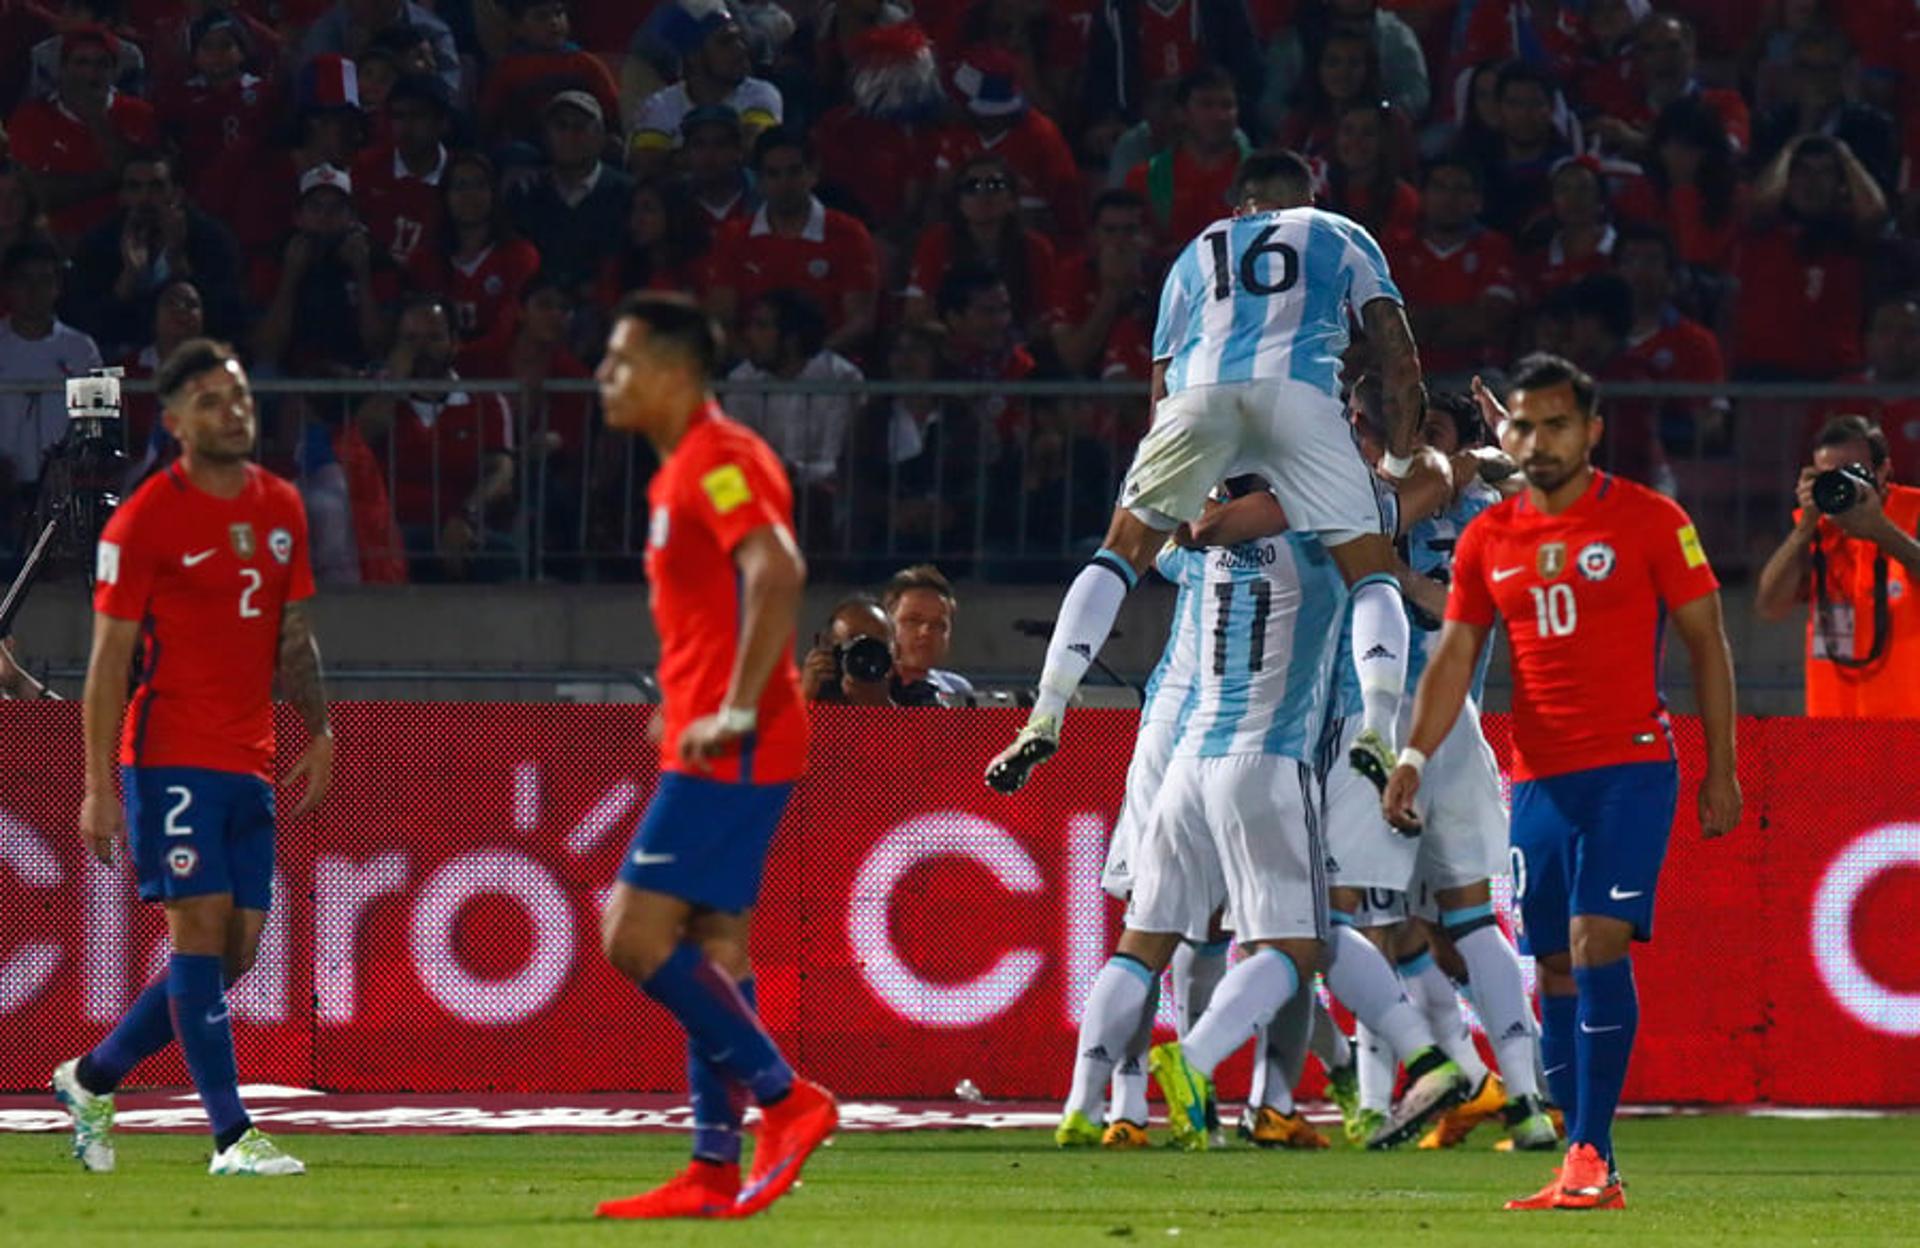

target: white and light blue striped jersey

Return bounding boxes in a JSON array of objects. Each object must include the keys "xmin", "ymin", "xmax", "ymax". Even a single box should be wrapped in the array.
[
  {"xmin": 1175, "ymin": 532, "xmax": 1349, "ymax": 762},
  {"xmin": 1404, "ymin": 480, "xmax": 1501, "ymax": 701},
  {"xmin": 1152, "ymin": 206, "xmax": 1402, "ymax": 399},
  {"xmin": 1141, "ymin": 544, "xmax": 1207, "ymax": 726}
]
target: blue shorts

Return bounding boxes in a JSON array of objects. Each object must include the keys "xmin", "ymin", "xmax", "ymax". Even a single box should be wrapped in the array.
[
  {"xmin": 124, "ymin": 766, "xmax": 276, "ymax": 911},
  {"xmin": 1508, "ymin": 760, "xmax": 1679, "ymax": 958},
  {"xmin": 617, "ymin": 773, "xmax": 792, "ymax": 912}
]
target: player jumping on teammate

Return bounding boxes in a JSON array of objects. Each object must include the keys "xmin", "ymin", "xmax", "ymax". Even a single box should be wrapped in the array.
[
  {"xmin": 985, "ymin": 150, "xmax": 1428, "ymax": 799},
  {"xmin": 54, "ymin": 340, "xmax": 333, "ymax": 1177},
  {"xmin": 1384, "ymin": 355, "xmax": 1741, "ymax": 1210},
  {"xmin": 592, "ymin": 293, "xmax": 837, "ymax": 1221}
]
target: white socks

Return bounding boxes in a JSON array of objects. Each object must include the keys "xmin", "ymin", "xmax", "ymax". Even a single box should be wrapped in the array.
[
  {"xmin": 1064, "ymin": 956, "xmax": 1153, "ymax": 1121},
  {"xmin": 1400, "ymin": 952, "xmax": 1487, "ymax": 1085},
  {"xmin": 1356, "ymin": 1020, "xmax": 1395, "ymax": 1113},
  {"xmin": 1183, "ymin": 948, "xmax": 1301, "ymax": 1079},
  {"xmin": 1309, "ymin": 994, "xmax": 1353, "ymax": 1071},
  {"xmin": 1455, "ymin": 925, "xmax": 1541, "ymax": 1100},
  {"xmin": 1326, "ymin": 924, "xmax": 1433, "ymax": 1061},
  {"xmin": 1349, "ymin": 576, "xmax": 1410, "ymax": 744},
  {"xmin": 1252, "ymin": 981, "xmax": 1315, "ymax": 1113},
  {"xmin": 1171, "ymin": 940, "xmax": 1229, "ymax": 1038},
  {"xmin": 1108, "ymin": 979, "xmax": 1158, "ymax": 1124},
  {"xmin": 1032, "ymin": 552, "xmax": 1139, "ymax": 723}
]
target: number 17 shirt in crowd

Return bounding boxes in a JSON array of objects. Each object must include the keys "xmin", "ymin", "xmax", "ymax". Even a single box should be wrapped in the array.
[
  {"xmin": 645, "ymin": 401, "xmax": 808, "ymax": 785},
  {"xmin": 1446, "ymin": 471, "xmax": 1719, "ymax": 781},
  {"xmin": 94, "ymin": 462, "xmax": 315, "ymax": 780}
]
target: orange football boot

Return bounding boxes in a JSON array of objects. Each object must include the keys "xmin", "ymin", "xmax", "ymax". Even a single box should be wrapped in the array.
[
  {"xmin": 1553, "ymin": 1142, "xmax": 1626, "ymax": 1210},
  {"xmin": 732, "ymin": 1077, "xmax": 840, "ymax": 1218},
  {"xmin": 596, "ymin": 1162, "xmax": 739, "ymax": 1219}
]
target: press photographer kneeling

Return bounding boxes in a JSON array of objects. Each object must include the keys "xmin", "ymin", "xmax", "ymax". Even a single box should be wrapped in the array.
[
  {"xmin": 800, "ymin": 597, "xmax": 945, "ymax": 707},
  {"xmin": 1757, "ymin": 414, "xmax": 1920, "ymax": 717}
]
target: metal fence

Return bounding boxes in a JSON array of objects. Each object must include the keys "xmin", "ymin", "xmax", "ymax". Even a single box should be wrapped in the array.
[{"xmin": 2, "ymin": 375, "xmax": 1915, "ymax": 585}]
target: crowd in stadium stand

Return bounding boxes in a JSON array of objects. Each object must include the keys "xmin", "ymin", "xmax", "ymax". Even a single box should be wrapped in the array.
[{"xmin": 0, "ymin": 0, "xmax": 1918, "ymax": 583}]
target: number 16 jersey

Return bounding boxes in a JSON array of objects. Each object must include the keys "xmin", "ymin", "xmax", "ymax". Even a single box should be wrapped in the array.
[
  {"xmin": 95, "ymin": 462, "xmax": 316, "ymax": 780},
  {"xmin": 1446, "ymin": 471, "xmax": 1718, "ymax": 781}
]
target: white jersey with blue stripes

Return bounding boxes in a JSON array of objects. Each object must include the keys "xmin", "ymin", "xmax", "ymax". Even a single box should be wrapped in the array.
[
  {"xmin": 1153, "ymin": 206, "xmax": 1402, "ymax": 399},
  {"xmin": 1174, "ymin": 532, "xmax": 1348, "ymax": 763},
  {"xmin": 1404, "ymin": 480, "xmax": 1502, "ymax": 701},
  {"xmin": 1141, "ymin": 544, "xmax": 1207, "ymax": 726}
]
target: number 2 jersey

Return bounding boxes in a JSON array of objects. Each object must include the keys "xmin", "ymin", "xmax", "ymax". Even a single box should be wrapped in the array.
[
  {"xmin": 94, "ymin": 462, "xmax": 316, "ymax": 780},
  {"xmin": 1447, "ymin": 471, "xmax": 1719, "ymax": 781},
  {"xmin": 1152, "ymin": 205, "xmax": 1401, "ymax": 399}
]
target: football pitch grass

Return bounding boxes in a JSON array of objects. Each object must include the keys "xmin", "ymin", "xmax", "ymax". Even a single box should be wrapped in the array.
[{"xmin": 2, "ymin": 1116, "xmax": 1913, "ymax": 1246}]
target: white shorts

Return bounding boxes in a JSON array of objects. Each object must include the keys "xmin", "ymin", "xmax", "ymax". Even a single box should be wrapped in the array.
[
  {"xmin": 1324, "ymin": 717, "xmax": 1418, "ymax": 892},
  {"xmin": 1120, "ymin": 377, "xmax": 1387, "ymax": 544},
  {"xmin": 1103, "ymin": 716, "xmax": 1180, "ymax": 899},
  {"xmin": 1405, "ymin": 698, "xmax": 1508, "ymax": 894},
  {"xmin": 1127, "ymin": 753, "xmax": 1328, "ymax": 944}
]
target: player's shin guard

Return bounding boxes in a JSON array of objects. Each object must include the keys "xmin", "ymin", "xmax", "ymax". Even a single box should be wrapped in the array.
[
  {"xmin": 1181, "ymin": 948, "xmax": 1300, "ymax": 1079},
  {"xmin": 1450, "ymin": 918, "xmax": 1541, "ymax": 1100},
  {"xmin": 1326, "ymin": 922, "xmax": 1432, "ymax": 1061},
  {"xmin": 1398, "ymin": 949, "xmax": 1486, "ymax": 1084},
  {"xmin": 1539, "ymin": 990, "xmax": 1580, "ymax": 1120},
  {"xmin": 688, "ymin": 980, "xmax": 757, "ymax": 1165},
  {"xmin": 1171, "ymin": 938, "xmax": 1229, "ymax": 1039},
  {"xmin": 1571, "ymin": 959, "xmax": 1638, "ymax": 1163},
  {"xmin": 79, "ymin": 978, "xmax": 173, "ymax": 1094},
  {"xmin": 641, "ymin": 944, "xmax": 794, "ymax": 1105},
  {"xmin": 1065, "ymin": 956, "xmax": 1154, "ymax": 1121},
  {"xmin": 168, "ymin": 953, "xmax": 249, "ymax": 1150},
  {"xmin": 1349, "ymin": 575, "xmax": 1410, "ymax": 744},
  {"xmin": 1031, "ymin": 552, "xmax": 1138, "ymax": 723}
]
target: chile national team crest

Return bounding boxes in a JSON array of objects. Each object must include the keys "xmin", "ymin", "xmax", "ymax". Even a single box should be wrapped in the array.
[
  {"xmin": 1537, "ymin": 541, "xmax": 1567, "ymax": 580},
  {"xmin": 167, "ymin": 846, "xmax": 199, "ymax": 878},
  {"xmin": 269, "ymin": 528, "xmax": 293, "ymax": 565},
  {"xmin": 1578, "ymin": 541, "xmax": 1617, "ymax": 581},
  {"xmin": 229, "ymin": 523, "xmax": 256, "ymax": 560}
]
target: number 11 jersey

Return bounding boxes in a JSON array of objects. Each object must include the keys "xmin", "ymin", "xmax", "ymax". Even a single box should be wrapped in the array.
[
  {"xmin": 95, "ymin": 462, "xmax": 315, "ymax": 780},
  {"xmin": 1446, "ymin": 471, "xmax": 1718, "ymax": 781}
]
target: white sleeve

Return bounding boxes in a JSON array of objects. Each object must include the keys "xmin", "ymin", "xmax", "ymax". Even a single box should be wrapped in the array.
[{"xmin": 1341, "ymin": 219, "xmax": 1403, "ymax": 309}]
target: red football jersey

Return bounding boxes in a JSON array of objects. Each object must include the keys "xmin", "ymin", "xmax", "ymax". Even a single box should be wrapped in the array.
[
  {"xmin": 645, "ymin": 403, "xmax": 808, "ymax": 784},
  {"xmin": 711, "ymin": 199, "xmax": 879, "ymax": 335},
  {"xmin": 1124, "ymin": 145, "xmax": 1241, "ymax": 249},
  {"xmin": 351, "ymin": 145, "xmax": 448, "ymax": 270},
  {"xmin": 1732, "ymin": 224, "xmax": 1865, "ymax": 378},
  {"xmin": 8, "ymin": 92, "xmax": 160, "ymax": 239},
  {"xmin": 155, "ymin": 73, "xmax": 279, "ymax": 202},
  {"xmin": 383, "ymin": 389, "xmax": 515, "ymax": 529},
  {"xmin": 95, "ymin": 463, "xmax": 316, "ymax": 779},
  {"xmin": 1447, "ymin": 472, "xmax": 1719, "ymax": 780},
  {"xmin": 932, "ymin": 112, "xmax": 1085, "ymax": 239},
  {"xmin": 1388, "ymin": 227, "xmax": 1520, "ymax": 374},
  {"xmin": 408, "ymin": 238, "xmax": 543, "ymax": 341}
]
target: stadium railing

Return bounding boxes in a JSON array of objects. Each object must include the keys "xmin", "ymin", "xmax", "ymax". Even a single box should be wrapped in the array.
[{"xmin": 1, "ymin": 376, "xmax": 1911, "ymax": 583}]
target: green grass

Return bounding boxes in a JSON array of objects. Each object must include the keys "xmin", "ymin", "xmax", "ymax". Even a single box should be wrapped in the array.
[{"xmin": 1, "ymin": 1117, "xmax": 1913, "ymax": 1246}]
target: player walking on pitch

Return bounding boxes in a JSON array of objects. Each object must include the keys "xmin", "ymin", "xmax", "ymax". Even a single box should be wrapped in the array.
[
  {"xmin": 1384, "ymin": 355, "xmax": 1741, "ymax": 1210},
  {"xmin": 985, "ymin": 150, "xmax": 1429, "ymax": 798},
  {"xmin": 593, "ymin": 293, "xmax": 837, "ymax": 1221},
  {"xmin": 54, "ymin": 340, "xmax": 333, "ymax": 1176}
]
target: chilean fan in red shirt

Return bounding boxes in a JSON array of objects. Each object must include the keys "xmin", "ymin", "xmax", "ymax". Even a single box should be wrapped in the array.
[
  {"xmin": 1390, "ymin": 156, "xmax": 1519, "ymax": 376},
  {"xmin": 592, "ymin": 294, "xmax": 835, "ymax": 1222},
  {"xmin": 1385, "ymin": 355, "xmax": 1740, "ymax": 1214},
  {"xmin": 349, "ymin": 73, "xmax": 451, "ymax": 272},
  {"xmin": 8, "ymin": 26, "xmax": 160, "ymax": 243},
  {"xmin": 60, "ymin": 341, "xmax": 332, "ymax": 1177}
]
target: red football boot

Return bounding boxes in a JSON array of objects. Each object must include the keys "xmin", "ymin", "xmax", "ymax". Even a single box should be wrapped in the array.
[
  {"xmin": 732, "ymin": 1078, "xmax": 840, "ymax": 1217},
  {"xmin": 596, "ymin": 1162, "xmax": 739, "ymax": 1219}
]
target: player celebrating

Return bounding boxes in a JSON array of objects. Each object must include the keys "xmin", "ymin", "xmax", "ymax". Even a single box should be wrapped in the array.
[
  {"xmin": 593, "ymin": 293, "xmax": 837, "ymax": 1221},
  {"xmin": 53, "ymin": 341, "xmax": 332, "ymax": 1176},
  {"xmin": 986, "ymin": 149, "xmax": 1428, "ymax": 800},
  {"xmin": 1385, "ymin": 355, "xmax": 1741, "ymax": 1211}
]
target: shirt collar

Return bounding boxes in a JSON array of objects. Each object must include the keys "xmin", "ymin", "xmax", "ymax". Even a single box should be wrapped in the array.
[
  {"xmin": 395, "ymin": 143, "xmax": 449, "ymax": 185},
  {"xmin": 750, "ymin": 195, "xmax": 826, "ymax": 242}
]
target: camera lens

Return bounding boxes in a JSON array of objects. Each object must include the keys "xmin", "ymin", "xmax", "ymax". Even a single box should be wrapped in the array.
[
  {"xmin": 1812, "ymin": 465, "xmax": 1871, "ymax": 516},
  {"xmin": 842, "ymin": 635, "xmax": 892, "ymax": 683}
]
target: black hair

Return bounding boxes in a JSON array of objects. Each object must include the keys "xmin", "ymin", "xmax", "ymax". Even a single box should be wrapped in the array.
[
  {"xmin": 1236, "ymin": 148, "xmax": 1315, "ymax": 199},
  {"xmin": 1420, "ymin": 153, "xmax": 1482, "ymax": 190},
  {"xmin": 617, "ymin": 176, "xmax": 711, "ymax": 291},
  {"xmin": 1, "ymin": 238, "xmax": 61, "ymax": 281},
  {"xmin": 1175, "ymin": 64, "xmax": 1236, "ymax": 106},
  {"xmin": 387, "ymin": 71, "xmax": 452, "ymax": 116},
  {"xmin": 755, "ymin": 288, "xmax": 828, "ymax": 359},
  {"xmin": 1647, "ymin": 95, "xmax": 1735, "ymax": 227},
  {"xmin": 155, "ymin": 337, "xmax": 239, "ymax": 404},
  {"xmin": 944, "ymin": 152, "xmax": 1036, "ymax": 320},
  {"xmin": 1815, "ymin": 413, "xmax": 1889, "ymax": 469},
  {"xmin": 1429, "ymin": 391, "xmax": 1488, "ymax": 448},
  {"xmin": 516, "ymin": 269, "xmax": 570, "ymax": 305},
  {"xmin": 504, "ymin": 0, "xmax": 563, "ymax": 17},
  {"xmin": 751, "ymin": 125, "xmax": 813, "ymax": 169},
  {"xmin": 1566, "ymin": 273, "xmax": 1635, "ymax": 344},
  {"xmin": 1091, "ymin": 187, "xmax": 1148, "ymax": 220},
  {"xmin": 935, "ymin": 261, "xmax": 1007, "ymax": 321},
  {"xmin": 1615, "ymin": 221, "xmax": 1678, "ymax": 272},
  {"xmin": 611, "ymin": 291, "xmax": 725, "ymax": 379},
  {"xmin": 1506, "ymin": 352, "xmax": 1598, "ymax": 416},
  {"xmin": 883, "ymin": 563, "xmax": 957, "ymax": 612},
  {"xmin": 1495, "ymin": 61, "xmax": 1557, "ymax": 102}
]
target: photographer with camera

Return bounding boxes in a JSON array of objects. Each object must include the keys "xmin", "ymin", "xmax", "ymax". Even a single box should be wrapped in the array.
[
  {"xmin": 800, "ymin": 596, "xmax": 896, "ymax": 707},
  {"xmin": 1757, "ymin": 414, "xmax": 1920, "ymax": 717},
  {"xmin": 882, "ymin": 563, "xmax": 975, "ymax": 707}
]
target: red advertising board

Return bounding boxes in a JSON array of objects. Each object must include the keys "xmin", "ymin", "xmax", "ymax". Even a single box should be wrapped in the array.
[{"xmin": 1, "ymin": 704, "xmax": 1915, "ymax": 1103}]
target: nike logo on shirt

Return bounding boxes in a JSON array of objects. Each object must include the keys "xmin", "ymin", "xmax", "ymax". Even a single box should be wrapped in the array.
[
  {"xmin": 1608, "ymin": 885, "xmax": 1644, "ymax": 901},
  {"xmin": 630, "ymin": 851, "xmax": 677, "ymax": 867},
  {"xmin": 182, "ymin": 549, "xmax": 217, "ymax": 566},
  {"xmin": 1491, "ymin": 567, "xmax": 1524, "ymax": 582}
]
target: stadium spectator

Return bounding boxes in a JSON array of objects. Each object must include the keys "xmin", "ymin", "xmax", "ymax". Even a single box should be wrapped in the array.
[
  {"xmin": 141, "ymin": 1, "xmax": 282, "ymax": 94},
  {"xmin": 882, "ymin": 562, "xmax": 978, "ymax": 706},
  {"xmin": 1566, "ymin": 0, "xmax": 1642, "ymax": 123},
  {"xmin": 708, "ymin": 127, "xmax": 879, "ymax": 357},
  {"xmin": 629, "ymin": 10, "xmax": 781, "ymax": 175},
  {"xmin": 1477, "ymin": 61, "xmax": 1575, "ymax": 237},
  {"xmin": 1520, "ymin": 157, "xmax": 1619, "ymax": 301},
  {"xmin": 1590, "ymin": 13, "xmax": 1750, "ymax": 161},
  {"xmin": 506, "ymin": 90, "xmax": 633, "ymax": 301},
  {"xmin": 1046, "ymin": 188, "xmax": 1155, "ymax": 380},
  {"xmin": 1261, "ymin": 0, "xmax": 1429, "ymax": 129},
  {"xmin": 0, "ymin": 240, "xmax": 103, "ymax": 528},
  {"xmin": 354, "ymin": 296, "xmax": 517, "ymax": 582},
  {"xmin": 1615, "ymin": 222, "xmax": 1729, "ymax": 450},
  {"xmin": 811, "ymin": 23, "xmax": 942, "ymax": 241},
  {"xmin": 1731, "ymin": 135, "xmax": 1886, "ymax": 380},
  {"xmin": 1756, "ymin": 412, "xmax": 1920, "ymax": 718},
  {"xmin": 1323, "ymin": 99, "xmax": 1420, "ymax": 244},
  {"xmin": 985, "ymin": 383, "xmax": 1117, "ymax": 569},
  {"xmin": 407, "ymin": 150, "xmax": 540, "ymax": 344},
  {"xmin": 800, "ymin": 596, "xmax": 895, "ymax": 706},
  {"xmin": 25, "ymin": 3, "xmax": 146, "ymax": 104},
  {"xmin": 597, "ymin": 176, "xmax": 713, "ymax": 307},
  {"xmin": 1387, "ymin": 155, "xmax": 1519, "ymax": 379},
  {"xmin": 206, "ymin": 52, "xmax": 366, "ymax": 257},
  {"xmin": 1452, "ymin": 0, "xmax": 1585, "ymax": 85},
  {"xmin": 1123, "ymin": 65, "xmax": 1244, "ymax": 250},
  {"xmin": 1751, "ymin": 25, "xmax": 1900, "ymax": 198},
  {"xmin": 1445, "ymin": 57, "xmax": 1510, "ymax": 173},
  {"xmin": 850, "ymin": 323, "xmax": 985, "ymax": 563},
  {"xmin": 7, "ymin": 25, "xmax": 160, "ymax": 244},
  {"xmin": 63, "ymin": 150, "xmax": 243, "ymax": 357},
  {"xmin": 678, "ymin": 105, "xmax": 757, "ymax": 229},
  {"xmin": 1267, "ymin": 27, "xmax": 1376, "ymax": 163},
  {"xmin": 0, "ymin": 167, "xmax": 50, "ymax": 302},
  {"xmin": 349, "ymin": 72, "xmax": 451, "ymax": 272},
  {"xmin": 298, "ymin": 0, "xmax": 460, "ymax": 97},
  {"xmin": 794, "ymin": 0, "xmax": 914, "ymax": 115},
  {"xmin": 904, "ymin": 153, "xmax": 1055, "ymax": 340},
  {"xmin": 477, "ymin": 0, "xmax": 622, "ymax": 149},
  {"xmin": 1819, "ymin": 295, "xmax": 1920, "ymax": 481},
  {"xmin": 351, "ymin": 32, "xmax": 404, "ymax": 136},
  {"xmin": 1559, "ymin": 272, "xmax": 1667, "ymax": 492},
  {"xmin": 153, "ymin": 9, "xmax": 280, "ymax": 205},
  {"xmin": 933, "ymin": 46, "xmax": 1084, "ymax": 242},
  {"xmin": 938, "ymin": 262, "xmax": 1036, "ymax": 443},
  {"xmin": 116, "ymin": 275, "xmax": 203, "ymax": 469},
  {"xmin": 250, "ymin": 164, "xmax": 389, "ymax": 376},
  {"xmin": 726, "ymin": 288, "xmax": 863, "ymax": 547},
  {"xmin": 1085, "ymin": 0, "xmax": 1265, "ymax": 135},
  {"xmin": 929, "ymin": 0, "xmax": 1088, "ymax": 125},
  {"xmin": 1643, "ymin": 95, "xmax": 1744, "ymax": 275}
]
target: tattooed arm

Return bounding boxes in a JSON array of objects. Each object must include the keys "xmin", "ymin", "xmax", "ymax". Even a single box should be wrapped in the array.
[{"xmin": 278, "ymin": 601, "xmax": 334, "ymax": 817}]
